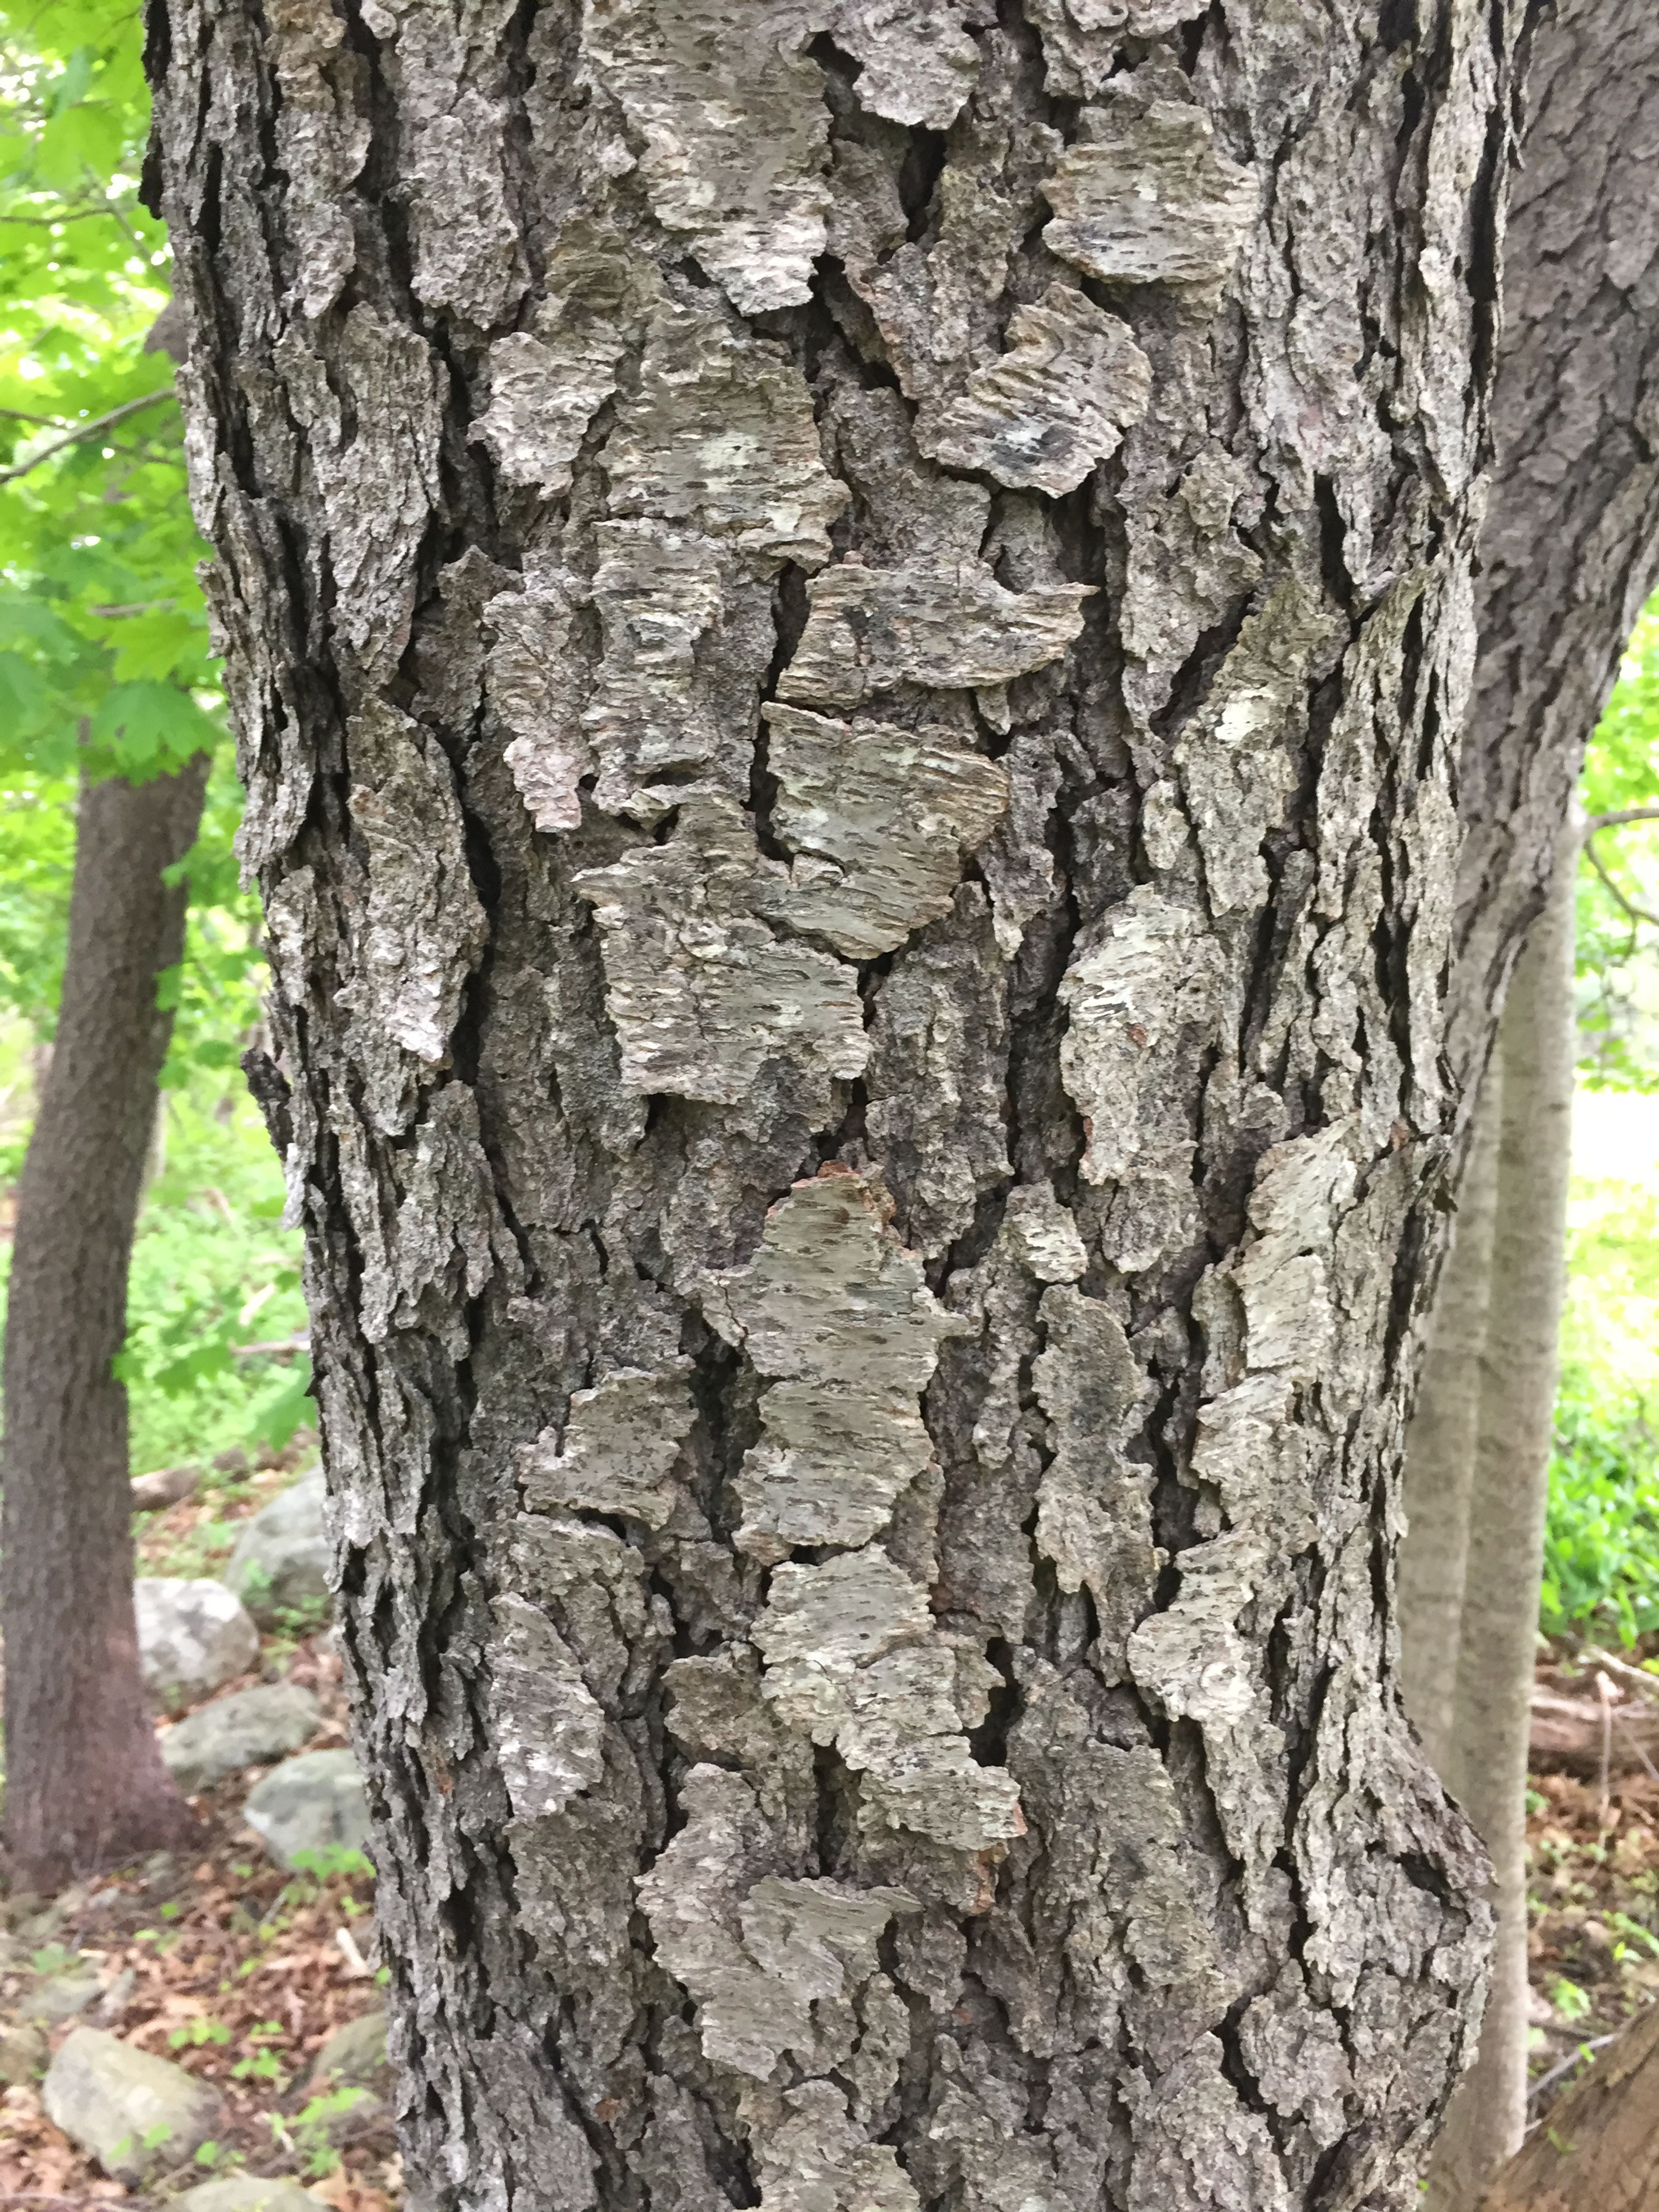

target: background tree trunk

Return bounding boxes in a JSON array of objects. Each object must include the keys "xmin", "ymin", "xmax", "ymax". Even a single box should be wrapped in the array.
[
  {"xmin": 1476, "ymin": 2001, "xmax": 1659, "ymax": 2212},
  {"xmin": 149, "ymin": 3, "xmax": 1539, "ymax": 2204},
  {"xmin": 1399, "ymin": 1065, "xmax": 1504, "ymax": 1775},
  {"xmin": 2, "ymin": 758, "xmax": 207, "ymax": 1891},
  {"xmin": 1449, "ymin": 0, "xmax": 1659, "ymax": 1089},
  {"xmin": 1426, "ymin": 842, "xmax": 1575, "ymax": 2207}
]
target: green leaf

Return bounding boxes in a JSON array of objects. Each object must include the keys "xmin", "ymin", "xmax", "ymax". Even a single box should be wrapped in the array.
[
  {"xmin": 34, "ymin": 101, "xmax": 124, "ymax": 190},
  {"xmin": 109, "ymin": 609, "xmax": 202, "ymax": 684},
  {"xmin": 0, "ymin": 601, "xmax": 81, "ymax": 661},
  {"xmin": 89, "ymin": 681, "xmax": 218, "ymax": 775}
]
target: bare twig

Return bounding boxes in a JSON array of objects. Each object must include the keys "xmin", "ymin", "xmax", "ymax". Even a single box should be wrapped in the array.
[
  {"xmin": 0, "ymin": 389, "xmax": 176, "ymax": 487},
  {"xmin": 1586, "ymin": 806, "xmax": 1659, "ymax": 832},
  {"xmin": 1576, "ymin": 1643, "xmax": 1659, "ymax": 1700},
  {"xmin": 1615, "ymin": 1708, "xmax": 1659, "ymax": 1787},
  {"xmin": 230, "ymin": 1333, "xmax": 310, "ymax": 1360},
  {"xmin": 1526, "ymin": 2033, "xmax": 1620, "ymax": 2110},
  {"xmin": 1583, "ymin": 828, "xmax": 1659, "ymax": 930},
  {"xmin": 0, "ymin": 203, "xmax": 143, "ymax": 227}
]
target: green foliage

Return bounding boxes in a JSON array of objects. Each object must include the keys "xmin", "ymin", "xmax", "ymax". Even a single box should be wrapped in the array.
[
  {"xmin": 284, "ymin": 2085, "xmax": 372, "ymax": 2178},
  {"xmin": 1540, "ymin": 1362, "xmax": 1659, "ymax": 1645},
  {"xmin": 168, "ymin": 2015, "xmax": 232, "ymax": 2050},
  {"xmin": 1577, "ymin": 602, "xmax": 1659, "ymax": 1090},
  {"xmin": 116, "ymin": 1071, "xmax": 309, "ymax": 1471},
  {"xmin": 0, "ymin": 2, "xmax": 302, "ymax": 1483},
  {"xmin": 0, "ymin": 0, "xmax": 213, "ymax": 787}
]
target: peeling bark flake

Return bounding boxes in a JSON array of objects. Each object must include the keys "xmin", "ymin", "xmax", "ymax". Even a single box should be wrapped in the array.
[
  {"xmin": 604, "ymin": 299, "xmax": 849, "ymax": 569},
  {"xmin": 779, "ymin": 563, "xmax": 1093, "ymax": 708},
  {"xmin": 468, "ymin": 218, "xmax": 658, "ymax": 496},
  {"xmin": 915, "ymin": 284, "xmax": 1152, "ymax": 496},
  {"xmin": 755, "ymin": 706, "xmax": 1010, "ymax": 958},
  {"xmin": 572, "ymin": 796, "xmax": 868, "ymax": 1110},
  {"xmin": 580, "ymin": 0, "xmax": 831, "ymax": 315},
  {"xmin": 516, "ymin": 1366, "xmax": 697, "ymax": 1527},
  {"xmin": 1042, "ymin": 96, "xmax": 1259, "ymax": 291}
]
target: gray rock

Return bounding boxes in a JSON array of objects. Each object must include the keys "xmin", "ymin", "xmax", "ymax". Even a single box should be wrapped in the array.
[
  {"xmin": 135, "ymin": 1579, "xmax": 260, "ymax": 1713},
  {"xmin": 307, "ymin": 2010, "xmax": 389, "ymax": 2092},
  {"xmin": 224, "ymin": 1469, "xmax": 331, "ymax": 1627},
  {"xmin": 243, "ymin": 1749, "xmax": 370, "ymax": 1870},
  {"xmin": 177, "ymin": 2179, "xmax": 321, "ymax": 2212},
  {"xmin": 19, "ymin": 1966, "xmax": 103, "ymax": 2023},
  {"xmin": 159, "ymin": 1683, "xmax": 322, "ymax": 1794},
  {"xmin": 42, "ymin": 2026, "xmax": 220, "ymax": 2182},
  {"xmin": 0, "ymin": 2022, "xmax": 47, "ymax": 2085}
]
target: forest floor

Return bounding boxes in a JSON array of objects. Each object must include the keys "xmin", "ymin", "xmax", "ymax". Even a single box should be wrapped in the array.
[
  {"xmin": 0, "ymin": 1456, "xmax": 400, "ymax": 2211},
  {"xmin": 0, "ymin": 1467, "xmax": 1649, "ymax": 2203}
]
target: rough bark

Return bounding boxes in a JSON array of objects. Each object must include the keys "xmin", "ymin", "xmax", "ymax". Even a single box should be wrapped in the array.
[
  {"xmin": 1427, "ymin": 844, "xmax": 1575, "ymax": 2211},
  {"xmin": 1450, "ymin": 0, "xmax": 1659, "ymax": 1088},
  {"xmin": 1398, "ymin": 1062, "xmax": 1503, "ymax": 1777},
  {"xmin": 1476, "ymin": 2002, "xmax": 1659, "ymax": 2212},
  {"xmin": 146, "ymin": 4, "xmax": 1540, "ymax": 2206},
  {"xmin": 1, "ymin": 759, "xmax": 207, "ymax": 1891}
]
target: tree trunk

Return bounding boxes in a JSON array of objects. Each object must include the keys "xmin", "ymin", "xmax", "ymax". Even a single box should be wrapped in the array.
[
  {"xmin": 2, "ymin": 758, "xmax": 207, "ymax": 1891},
  {"xmin": 1476, "ymin": 2002, "xmax": 1659, "ymax": 2212},
  {"xmin": 1450, "ymin": 0, "xmax": 1659, "ymax": 1091},
  {"xmin": 1398, "ymin": 1064, "xmax": 1504, "ymax": 1776},
  {"xmin": 147, "ymin": 4, "xmax": 1544, "ymax": 2203},
  {"xmin": 1427, "ymin": 841, "xmax": 1575, "ymax": 2209}
]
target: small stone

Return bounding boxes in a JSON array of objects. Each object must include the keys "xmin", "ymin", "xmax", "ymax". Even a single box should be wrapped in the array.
[
  {"xmin": 224, "ymin": 1469, "xmax": 331, "ymax": 1627},
  {"xmin": 135, "ymin": 1579, "xmax": 260, "ymax": 1713},
  {"xmin": 95, "ymin": 1967, "xmax": 138, "ymax": 2023},
  {"xmin": 177, "ymin": 2177, "xmax": 321, "ymax": 2212},
  {"xmin": 42, "ymin": 2026, "xmax": 220, "ymax": 2182},
  {"xmin": 0, "ymin": 2023, "xmax": 47, "ymax": 2086},
  {"xmin": 159, "ymin": 1683, "xmax": 323, "ymax": 1795},
  {"xmin": 307, "ymin": 2010, "xmax": 389, "ymax": 2093},
  {"xmin": 244, "ymin": 1750, "xmax": 371, "ymax": 1871},
  {"xmin": 19, "ymin": 1967, "xmax": 103, "ymax": 2024}
]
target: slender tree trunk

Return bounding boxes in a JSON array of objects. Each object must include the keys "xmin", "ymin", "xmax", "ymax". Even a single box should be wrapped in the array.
[
  {"xmin": 149, "ymin": 4, "xmax": 1548, "ymax": 2204},
  {"xmin": 1399, "ymin": 1065, "xmax": 1504, "ymax": 1776},
  {"xmin": 1427, "ymin": 843, "xmax": 1576, "ymax": 2209},
  {"xmin": 2, "ymin": 759, "xmax": 207, "ymax": 1891}
]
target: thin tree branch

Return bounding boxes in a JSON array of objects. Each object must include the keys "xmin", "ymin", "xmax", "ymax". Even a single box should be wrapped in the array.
[
  {"xmin": 1585, "ymin": 806, "xmax": 1659, "ymax": 832},
  {"xmin": 0, "ymin": 389, "xmax": 176, "ymax": 487},
  {"xmin": 0, "ymin": 206, "xmax": 138, "ymax": 225},
  {"xmin": 1583, "ymin": 828, "xmax": 1659, "ymax": 930}
]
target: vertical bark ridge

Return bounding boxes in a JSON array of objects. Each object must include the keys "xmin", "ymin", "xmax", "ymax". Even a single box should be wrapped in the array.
[{"xmin": 147, "ymin": 5, "xmax": 1529, "ymax": 2206}]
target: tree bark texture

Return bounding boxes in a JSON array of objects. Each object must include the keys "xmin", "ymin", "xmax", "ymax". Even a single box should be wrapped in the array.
[
  {"xmin": 1397, "ymin": 1060, "xmax": 1502, "ymax": 1779},
  {"xmin": 1450, "ymin": 0, "xmax": 1659, "ymax": 1093},
  {"xmin": 146, "ymin": 5, "xmax": 1535, "ymax": 2206},
  {"xmin": 1425, "ymin": 844, "xmax": 1574, "ymax": 2212},
  {"xmin": 1476, "ymin": 2001, "xmax": 1659, "ymax": 2212},
  {"xmin": 1, "ymin": 759, "xmax": 207, "ymax": 1891}
]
